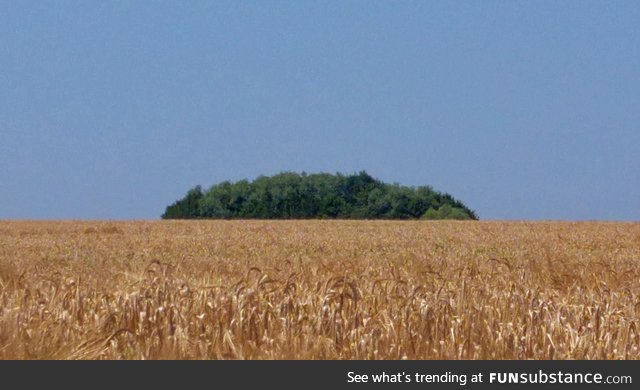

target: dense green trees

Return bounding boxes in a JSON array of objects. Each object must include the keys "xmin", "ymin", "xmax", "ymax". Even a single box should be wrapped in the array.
[{"xmin": 162, "ymin": 171, "xmax": 477, "ymax": 220}]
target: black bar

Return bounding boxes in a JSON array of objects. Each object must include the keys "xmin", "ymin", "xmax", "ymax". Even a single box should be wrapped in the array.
[{"xmin": 1, "ymin": 361, "xmax": 637, "ymax": 389}]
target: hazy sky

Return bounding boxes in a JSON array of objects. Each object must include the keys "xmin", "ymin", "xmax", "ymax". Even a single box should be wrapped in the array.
[{"xmin": 1, "ymin": 1, "xmax": 638, "ymax": 220}]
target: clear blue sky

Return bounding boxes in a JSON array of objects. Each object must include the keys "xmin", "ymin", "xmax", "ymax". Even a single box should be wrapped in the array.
[{"xmin": 1, "ymin": 1, "xmax": 638, "ymax": 220}]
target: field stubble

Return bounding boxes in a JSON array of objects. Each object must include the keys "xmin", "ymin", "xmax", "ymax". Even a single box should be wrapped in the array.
[{"xmin": 1, "ymin": 220, "xmax": 639, "ymax": 359}]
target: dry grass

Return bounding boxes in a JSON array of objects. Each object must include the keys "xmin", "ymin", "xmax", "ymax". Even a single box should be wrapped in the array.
[{"xmin": 1, "ymin": 220, "xmax": 639, "ymax": 359}]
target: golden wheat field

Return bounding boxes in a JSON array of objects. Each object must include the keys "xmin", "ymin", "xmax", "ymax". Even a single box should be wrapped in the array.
[{"xmin": 1, "ymin": 220, "xmax": 639, "ymax": 360}]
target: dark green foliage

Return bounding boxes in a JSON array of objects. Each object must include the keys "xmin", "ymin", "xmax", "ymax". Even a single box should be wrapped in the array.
[
  {"xmin": 162, "ymin": 171, "xmax": 478, "ymax": 220},
  {"xmin": 161, "ymin": 185, "xmax": 203, "ymax": 219},
  {"xmin": 421, "ymin": 204, "xmax": 473, "ymax": 220}
]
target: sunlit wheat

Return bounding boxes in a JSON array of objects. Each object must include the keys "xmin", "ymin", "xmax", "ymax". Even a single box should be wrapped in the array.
[{"xmin": 0, "ymin": 220, "xmax": 638, "ymax": 359}]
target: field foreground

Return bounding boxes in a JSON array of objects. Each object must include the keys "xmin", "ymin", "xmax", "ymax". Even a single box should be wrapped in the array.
[{"xmin": 1, "ymin": 220, "xmax": 639, "ymax": 359}]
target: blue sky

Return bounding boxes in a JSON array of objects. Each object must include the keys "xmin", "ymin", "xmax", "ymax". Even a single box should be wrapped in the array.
[{"xmin": 1, "ymin": 1, "xmax": 638, "ymax": 220}]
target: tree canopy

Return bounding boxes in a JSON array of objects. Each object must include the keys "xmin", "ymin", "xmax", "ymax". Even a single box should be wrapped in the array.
[{"xmin": 162, "ymin": 171, "xmax": 477, "ymax": 220}]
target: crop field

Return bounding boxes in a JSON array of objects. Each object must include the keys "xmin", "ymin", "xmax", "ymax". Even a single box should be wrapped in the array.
[{"xmin": 1, "ymin": 220, "xmax": 639, "ymax": 360}]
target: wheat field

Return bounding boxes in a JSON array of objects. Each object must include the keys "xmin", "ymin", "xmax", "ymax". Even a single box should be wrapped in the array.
[{"xmin": 0, "ymin": 220, "xmax": 639, "ymax": 359}]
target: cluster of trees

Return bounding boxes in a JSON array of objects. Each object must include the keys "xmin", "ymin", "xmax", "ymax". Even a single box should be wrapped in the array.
[{"xmin": 162, "ymin": 171, "xmax": 477, "ymax": 220}]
